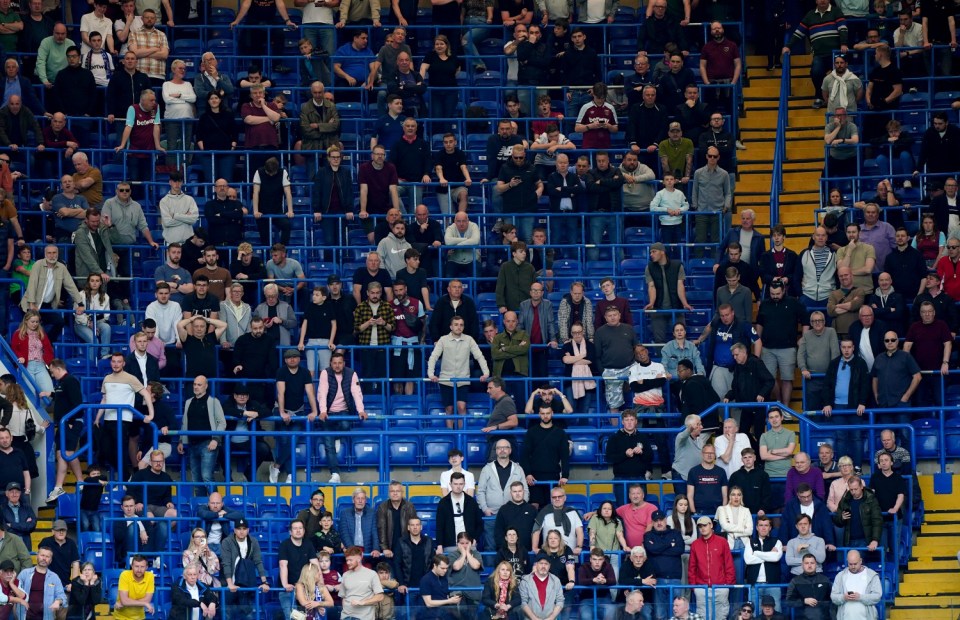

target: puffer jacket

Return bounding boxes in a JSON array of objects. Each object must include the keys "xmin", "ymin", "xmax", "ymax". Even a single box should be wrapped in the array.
[{"xmin": 832, "ymin": 488, "xmax": 884, "ymax": 545}]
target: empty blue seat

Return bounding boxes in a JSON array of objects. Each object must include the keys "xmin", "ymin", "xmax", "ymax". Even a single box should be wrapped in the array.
[
  {"xmin": 352, "ymin": 439, "xmax": 380, "ymax": 466},
  {"xmin": 911, "ymin": 419, "xmax": 939, "ymax": 458},
  {"xmin": 424, "ymin": 437, "xmax": 456, "ymax": 466},
  {"xmin": 570, "ymin": 434, "xmax": 598, "ymax": 465},
  {"xmin": 389, "ymin": 440, "xmax": 419, "ymax": 466}
]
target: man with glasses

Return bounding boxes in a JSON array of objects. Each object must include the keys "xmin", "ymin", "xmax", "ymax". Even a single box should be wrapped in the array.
[
  {"xmin": 928, "ymin": 177, "xmax": 959, "ymax": 234},
  {"xmin": 937, "ymin": 239, "xmax": 960, "ymax": 300},
  {"xmin": 872, "ymin": 328, "xmax": 922, "ymax": 433},
  {"xmin": 531, "ymin": 487, "xmax": 583, "ymax": 554},
  {"xmin": 692, "ymin": 145, "xmax": 732, "ymax": 257},
  {"xmin": 129, "ymin": 450, "xmax": 177, "ymax": 559}
]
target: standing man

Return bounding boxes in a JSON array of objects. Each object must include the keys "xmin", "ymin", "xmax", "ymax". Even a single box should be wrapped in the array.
[
  {"xmin": 127, "ymin": 10, "xmax": 168, "ymax": 87},
  {"xmin": 428, "ymin": 316, "xmax": 489, "ymax": 427},
  {"xmin": 798, "ymin": 311, "xmax": 840, "ymax": 411},
  {"xmin": 645, "ymin": 242, "xmax": 695, "ymax": 344},
  {"xmin": 686, "ymin": 444, "xmax": 728, "ymax": 516},
  {"xmin": 340, "ymin": 546, "xmax": 385, "ymax": 618},
  {"xmin": 520, "ymin": 406, "xmax": 570, "ymax": 509},
  {"xmin": 278, "ymin": 520, "xmax": 317, "ymax": 620},
  {"xmin": 759, "ymin": 408, "xmax": 797, "ymax": 514},
  {"xmin": 782, "ymin": 0, "xmax": 849, "ymax": 109},
  {"xmin": 483, "ymin": 379, "xmax": 520, "ymax": 459},
  {"xmin": 595, "ymin": 306, "xmax": 639, "ymax": 416},
  {"xmin": 353, "ymin": 281, "xmax": 396, "ymax": 395},
  {"xmin": 605, "ymin": 410, "xmax": 655, "ymax": 506},
  {"xmin": 317, "ymin": 352, "xmax": 367, "ymax": 484},
  {"xmin": 689, "ymin": 516, "xmax": 735, "ymax": 620},
  {"xmin": 692, "ymin": 145, "xmax": 733, "ymax": 256},
  {"xmin": 476, "ymin": 440, "xmax": 527, "ymax": 551},
  {"xmin": 872, "ymin": 330, "xmax": 922, "ymax": 430},
  {"xmin": 270, "ymin": 349, "xmax": 319, "ymax": 485},
  {"xmin": 176, "ymin": 376, "xmax": 226, "ymax": 496},
  {"xmin": 518, "ymin": 282, "xmax": 558, "ymax": 382},
  {"xmin": 822, "ymin": 339, "xmax": 871, "ymax": 469}
]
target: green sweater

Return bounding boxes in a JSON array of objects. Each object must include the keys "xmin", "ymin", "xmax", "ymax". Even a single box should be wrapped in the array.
[{"xmin": 36, "ymin": 36, "xmax": 68, "ymax": 83}]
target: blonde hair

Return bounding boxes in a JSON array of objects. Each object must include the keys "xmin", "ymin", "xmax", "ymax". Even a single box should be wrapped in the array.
[
  {"xmin": 238, "ymin": 242, "xmax": 253, "ymax": 254},
  {"xmin": 488, "ymin": 561, "xmax": 518, "ymax": 603},
  {"xmin": 17, "ymin": 310, "xmax": 45, "ymax": 341}
]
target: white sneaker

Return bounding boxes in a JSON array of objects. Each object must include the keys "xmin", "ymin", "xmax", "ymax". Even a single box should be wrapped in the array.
[
  {"xmin": 329, "ymin": 473, "xmax": 341, "ymax": 484},
  {"xmin": 153, "ymin": 557, "xmax": 160, "ymax": 570},
  {"xmin": 735, "ymin": 140, "xmax": 747, "ymax": 150},
  {"xmin": 285, "ymin": 474, "xmax": 293, "ymax": 484},
  {"xmin": 334, "ymin": 440, "xmax": 341, "ymax": 453},
  {"xmin": 46, "ymin": 487, "xmax": 65, "ymax": 502},
  {"xmin": 269, "ymin": 464, "xmax": 280, "ymax": 483}
]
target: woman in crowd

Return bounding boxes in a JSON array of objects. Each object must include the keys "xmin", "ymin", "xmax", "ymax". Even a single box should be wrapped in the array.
[
  {"xmin": 669, "ymin": 494, "xmax": 695, "ymax": 583},
  {"xmin": 419, "ymin": 35, "xmax": 461, "ymax": 134},
  {"xmin": 540, "ymin": 529, "xmax": 576, "ymax": 608},
  {"xmin": 73, "ymin": 273, "xmax": 112, "ymax": 362},
  {"xmin": 5, "ymin": 382, "xmax": 49, "ymax": 478},
  {"xmin": 161, "ymin": 59, "xmax": 198, "ymax": 168},
  {"xmin": 183, "ymin": 527, "xmax": 221, "ymax": 587},
  {"xmin": 911, "ymin": 214, "xmax": 945, "ymax": 268},
  {"xmin": 587, "ymin": 500, "xmax": 627, "ymax": 577},
  {"xmin": 495, "ymin": 526, "xmax": 530, "ymax": 578},
  {"xmin": 196, "ymin": 90, "xmax": 239, "ymax": 183},
  {"xmin": 561, "ymin": 321, "xmax": 597, "ymax": 414},
  {"xmin": 659, "ymin": 322, "xmax": 705, "ymax": 377},
  {"xmin": 67, "ymin": 562, "xmax": 101, "ymax": 620},
  {"xmin": 295, "ymin": 561, "xmax": 334, "ymax": 619},
  {"xmin": 481, "ymin": 560, "xmax": 522, "ymax": 620},
  {"xmin": 715, "ymin": 486, "xmax": 753, "ymax": 550},
  {"xmin": 11, "ymin": 311, "xmax": 55, "ymax": 394}
]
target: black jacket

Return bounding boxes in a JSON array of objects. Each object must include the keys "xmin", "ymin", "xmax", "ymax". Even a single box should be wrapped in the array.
[
  {"xmin": 785, "ymin": 572, "xmax": 833, "ymax": 620},
  {"xmin": 106, "ymin": 69, "xmax": 151, "ymax": 118},
  {"xmin": 823, "ymin": 355, "xmax": 871, "ymax": 409},
  {"xmin": 758, "ymin": 248, "xmax": 800, "ymax": 296},
  {"xmin": 606, "ymin": 428, "xmax": 654, "ymax": 478},
  {"xmin": 66, "ymin": 577, "xmax": 102, "ymax": 620},
  {"xmin": 391, "ymin": 136, "xmax": 432, "ymax": 180},
  {"xmin": 429, "ymin": 294, "xmax": 479, "ymax": 342},
  {"xmin": 561, "ymin": 45, "xmax": 601, "ymax": 87},
  {"xmin": 203, "ymin": 197, "xmax": 246, "ymax": 246},
  {"xmin": 585, "ymin": 166, "xmax": 624, "ymax": 212},
  {"xmin": 546, "ymin": 170, "xmax": 586, "ymax": 213},
  {"xmin": 311, "ymin": 165, "xmax": 354, "ymax": 215},
  {"xmin": 53, "ymin": 65, "xmax": 97, "ymax": 116},
  {"xmin": 125, "ymin": 352, "xmax": 160, "ymax": 387},
  {"xmin": 725, "ymin": 356, "xmax": 775, "ymax": 402},
  {"xmin": 729, "ymin": 466, "xmax": 773, "ymax": 514},
  {"xmin": 884, "ymin": 246, "xmax": 927, "ymax": 300},
  {"xmin": 0, "ymin": 105, "xmax": 42, "ymax": 147},
  {"xmin": 642, "ymin": 527, "xmax": 684, "ymax": 579},
  {"xmin": 480, "ymin": 578, "xmax": 523, "ymax": 619},
  {"xmin": 435, "ymin": 493, "xmax": 483, "ymax": 548},
  {"xmin": 517, "ymin": 40, "xmax": 551, "ymax": 85},
  {"xmin": 170, "ymin": 577, "xmax": 218, "ymax": 620},
  {"xmin": 866, "ymin": 291, "xmax": 908, "ymax": 335},
  {"xmin": 397, "ymin": 534, "xmax": 434, "ymax": 586},
  {"xmin": 637, "ymin": 13, "xmax": 687, "ymax": 53},
  {"xmin": 847, "ymin": 320, "xmax": 886, "ymax": 358},
  {"xmin": 671, "ymin": 374, "xmax": 721, "ymax": 428},
  {"xmin": 627, "ymin": 102, "xmax": 669, "ymax": 151},
  {"xmin": 744, "ymin": 533, "xmax": 782, "ymax": 585}
]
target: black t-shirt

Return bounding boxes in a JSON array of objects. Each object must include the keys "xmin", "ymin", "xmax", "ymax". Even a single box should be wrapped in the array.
[
  {"xmin": 277, "ymin": 366, "xmax": 312, "ymax": 412},
  {"xmin": 0, "ymin": 449, "xmax": 27, "ymax": 491},
  {"xmin": 37, "ymin": 537, "xmax": 79, "ymax": 587},
  {"xmin": 183, "ymin": 333, "xmax": 219, "ymax": 378},
  {"xmin": 422, "ymin": 51, "xmax": 459, "ymax": 86},
  {"xmin": 433, "ymin": 149, "xmax": 467, "ymax": 187},
  {"xmin": 396, "ymin": 268, "xmax": 428, "ymax": 303},
  {"xmin": 129, "ymin": 468, "xmax": 174, "ymax": 506},
  {"xmin": 182, "ymin": 293, "xmax": 220, "ymax": 319},
  {"xmin": 870, "ymin": 471, "xmax": 908, "ymax": 516},
  {"xmin": 303, "ymin": 302, "xmax": 336, "ymax": 340},
  {"xmin": 278, "ymin": 538, "xmax": 316, "ymax": 586},
  {"xmin": 352, "ymin": 268, "xmax": 393, "ymax": 298},
  {"xmin": 53, "ymin": 373, "xmax": 83, "ymax": 424},
  {"xmin": 869, "ymin": 63, "xmax": 903, "ymax": 110}
]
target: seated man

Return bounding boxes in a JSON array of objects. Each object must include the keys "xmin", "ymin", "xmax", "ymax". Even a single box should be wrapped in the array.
[
  {"xmin": 113, "ymin": 554, "xmax": 154, "ymax": 620},
  {"xmin": 128, "ymin": 451, "xmax": 178, "ymax": 559},
  {"xmin": 824, "ymin": 108, "xmax": 859, "ymax": 181}
]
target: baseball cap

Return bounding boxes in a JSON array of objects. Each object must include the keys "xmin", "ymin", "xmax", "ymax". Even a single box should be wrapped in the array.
[
  {"xmin": 0, "ymin": 561, "xmax": 14, "ymax": 572},
  {"xmin": 235, "ymin": 518, "xmax": 250, "ymax": 529},
  {"xmin": 651, "ymin": 510, "xmax": 667, "ymax": 521},
  {"xmin": 283, "ymin": 349, "xmax": 301, "ymax": 359},
  {"xmin": 52, "ymin": 520, "xmax": 68, "ymax": 531},
  {"xmin": 761, "ymin": 596, "xmax": 776, "ymax": 608},
  {"xmin": 233, "ymin": 383, "xmax": 250, "ymax": 395},
  {"xmin": 696, "ymin": 516, "xmax": 713, "ymax": 526},
  {"xmin": 5, "ymin": 482, "xmax": 21, "ymax": 492},
  {"xmin": 650, "ymin": 242, "xmax": 667, "ymax": 252},
  {"xmin": 533, "ymin": 551, "xmax": 551, "ymax": 564},
  {"xmin": 327, "ymin": 274, "xmax": 342, "ymax": 284}
]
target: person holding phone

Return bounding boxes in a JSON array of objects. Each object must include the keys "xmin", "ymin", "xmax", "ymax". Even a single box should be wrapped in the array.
[
  {"xmin": 183, "ymin": 528, "xmax": 221, "ymax": 587},
  {"xmin": 495, "ymin": 145, "xmax": 543, "ymax": 243}
]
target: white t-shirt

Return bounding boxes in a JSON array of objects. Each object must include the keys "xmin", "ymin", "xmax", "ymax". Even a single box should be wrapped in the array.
[
  {"xmin": 301, "ymin": 0, "xmax": 334, "ymax": 24},
  {"xmin": 713, "ymin": 432, "xmax": 752, "ymax": 477},
  {"xmin": 583, "ymin": 0, "xmax": 606, "ymax": 23},
  {"xmin": 440, "ymin": 468, "xmax": 476, "ymax": 493},
  {"xmin": 101, "ymin": 371, "xmax": 144, "ymax": 422},
  {"xmin": 79, "ymin": 13, "xmax": 112, "ymax": 55},
  {"xmin": 115, "ymin": 16, "xmax": 143, "ymax": 56}
]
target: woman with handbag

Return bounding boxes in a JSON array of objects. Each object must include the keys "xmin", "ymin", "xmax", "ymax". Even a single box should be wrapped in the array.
[
  {"xmin": 3, "ymin": 383, "xmax": 48, "ymax": 478},
  {"xmin": 295, "ymin": 563, "xmax": 334, "ymax": 620},
  {"xmin": 183, "ymin": 528, "xmax": 221, "ymax": 588}
]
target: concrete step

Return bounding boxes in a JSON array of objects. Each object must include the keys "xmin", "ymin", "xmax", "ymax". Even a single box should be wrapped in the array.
[{"xmin": 889, "ymin": 608, "xmax": 960, "ymax": 620}]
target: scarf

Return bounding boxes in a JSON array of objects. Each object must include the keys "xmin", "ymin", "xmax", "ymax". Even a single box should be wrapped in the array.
[
  {"xmin": 827, "ymin": 69, "xmax": 857, "ymax": 109},
  {"xmin": 84, "ymin": 49, "xmax": 114, "ymax": 80},
  {"xmin": 570, "ymin": 339, "xmax": 596, "ymax": 398},
  {"xmin": 494, "ymin": 578, "xmax": 510, "ymax": 618},
  {"xmin": 551, "ymin": 507, "xmax": 574, "ymax": 537}
]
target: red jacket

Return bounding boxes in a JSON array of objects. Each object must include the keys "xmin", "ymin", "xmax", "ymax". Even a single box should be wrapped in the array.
[
  {"xmin": 10, "ymin": 332, "xmax": 54, "ymax": 365},
  {"xmin": 936, "ymin": 255, "xmax": 960, "ymax": 301},
  {"xmin": 688, "ymin": 533, "xmax": 735, "ymax": 586}
]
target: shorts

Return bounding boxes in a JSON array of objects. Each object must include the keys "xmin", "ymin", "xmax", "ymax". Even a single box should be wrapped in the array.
[
  {"xmin": 602, "ymin": 366, "xmax": 631, "ymax": 410},
  {"xmin": 760, "ymin": 347, "xmax": 797, "ymax": 379},
  {"xmin": 58, "ymin": 422, "xmax": 84, "ymax": 453},
  {"xmin": 439, "ymin": 383, "xmax": 468, "ymax": 409}
]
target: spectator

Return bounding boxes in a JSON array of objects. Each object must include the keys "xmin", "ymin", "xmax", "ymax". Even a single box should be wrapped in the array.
[
  {"xmin": 594, "ymin": 277, "xmax": 633, "ymax": 330},
  {"xmin": 428, "ymin": 316, "xmax": 489, "ymax": 425},
  {"xmin": 713, "ymin": 418, "xmax": 752, "ymax": 479},
  {"xmin": 638, "ymin": 0, "xmax": 686, "ymax": 52},
  {"xmin": 692, "ymin": 146, "xmax": 733, "ymax": 256},
  {"xmin": 519, "ymin": 553, "xmax": 565, "ymax": 620},
  {"xmin": 870, "ymin": 328, "xmax": 922, "ymax": 435},
  {"xmin": 674, "ymin": 85, "xmax": 711, "ymax": 145},
  {"xmin": 339, "ymin": 489, "xmax": 379, "ymax": 554},
  {"xmin": 859, "ymin": 203, "xmax": 897, "ymax": 272},
  {"xmin": 785, "ymin": 553, "xmax": 833, "ymax": 620},
  {"xmin": 798, "ymin": 311, "xmax": 840, "ymax": 410},
  {"xmin": 36, "ymin": 23, "xmax": 69, "ymax": 88},
  {"xmin": 659, "ymin": 122, "xmax": 694, "ymax": 185},
  {"xmin": 743, "ymin": 516, "xmax": 783, "ymax": 609},
  {"xmin": 824, "ymin": 107, "xmax": 859, "ymax": 181},
  {"xmin": 627, "ymin": 86, "xmax": 670, "ymax": 170},
  {"xmin": 619, "ymin": 150, "xmax": 657, "ymax": 216},
  {"xmin": 115, "ymin": 89, "xmax": 163, "ymax": 189},
  {"xmin": 785, "ymin": 514, "xmax": 827, "ymax": 576},
  {"xmin": 127, "ymin": 10, "xmax": 167, "ymax": 86},
  {"xmin": 521, "ymin": 406, "xmax": 570, "ymax": 509},
  {"xmin": 903, "ymin": 301, "xmax": 952, "ymax": 406},
  {"xmin": 396, "ymin": 516, "xmax": 434, "ymax": 597},
  {"xmin": 338, "ymin": 545, "xmax": 384, "ymax": 618},
  {"xmin": 476, "ymin": 440, "xmax": 527, "ymax": 551},
  {"xmin": 595, "ymin": 305, "xmax": 639, "ymax": 415},
  {"xmin": 15, "ymin": 547, "xmax": 64, "ymax": 620},
  {"xmin": 481, "ymin": 561, "xmax": 523, "ymax": 619},
  {"xmin": 432, "ymin": 134, "xmax": 471, "ymax": 215},
  {"xmin": 821, "ymin": 55, "xmax": 863, "ymax": 113},
  {"xmin": 782, "ymin": 0, "xmax": 849, "ymax": 108},
  {"xmin": 822, "ymin": 339, "xmax": 871, "ymax": 468},
  {"xmin": 686, "ymin": 444, "xmax": 728, "ymax": 517},
  {"xmin": 694, "ymin": 303, "xmax": 760, "ymax": 400},
  {"xmin": 689, "ymin": 516, "xmax": 735, "ymax": 620},
  {"xmin": 672, "ymin": 415, "xmax": 709, "ymax": 496},
  {"xmin": 658, "ymin": 54, "xmax": 697, "ymax": 111},
  {"xmin": 723, "ymin": 343, "xmax": 775, "ymax": 441},
  {"xmin": 606, "ymin": 410, "xmax": 655, "ymax": 506},
  {"xmin": 700, "ymin": 22, "xmax": 742, "ymax": 112},
  {"xmin": 221, "ymin": 519, "xmax": 270, "ymax": 618},
  {"xmin": 645, "ymin": 243, "xmax": 695, "ymax": 344},
  {"xmin": 483, "ymin": 378, "xmax": 521, "ymax": 460},
  {"xmin": 830, "ymin": 549, "xmax": 882, "ymax": 620},
  {"xmin": 270, "ymin": 349, "xmax": 320, "ymax": 484},
  {"xmin": 912, "ymin": 272, "xmax": 958, "ymax": 332},
  {"xmin": 176, "ymin": 376, "xmax": 225, "ymax": 497},
  {"xmin": 171, "ymin": 563, "xmax": 219, "ymax": 620},
  {"xmin": 68, "ymin": 561, "xmax": 102, "ymax": 619},
  {"xmin": 158, "ymin": 172, "xmax": 199, "ymax": 245},
  {"xmin": 358, "ymin": 146, "xmax": 401, "ymax": 244},
  {"xmin": 128, "ymin": 449, "xmax": 178, "ymax": 559},
  {"xmin": 390, "ymin": 118, "xmax": 431, "ymax": 210},
  {"xmin": 827, "ymin": 267, "xmax": 867, "ymax": 337},
  {"xmin": 862, "ymin": 282, "xmax": 903, "ymax": 352},
  {"xmin": 573, "ymin": 82, "xmax": 618, "ymax": 151},
  {"xmin": 759, "ymin": 408, "xmax": 796, "ymax": 512},
  {"xmin": 417, "ymin": 554, "xmax": 461, "ymax": 617},
  {"xmin": 836, "ymin": 224, "xmax": 877, "ymax": 294}
]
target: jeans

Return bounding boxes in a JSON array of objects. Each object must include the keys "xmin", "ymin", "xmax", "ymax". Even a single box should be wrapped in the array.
[
  {"xmin": 319, "ymin": 417, "xmax": 348, "ymax": 475},
  {"xmin": 695, "ymin": 211, "xmax": 724, "ymax": 257},
  {"xmin": 810, "ymin": 54, "xmax": 833, "ymax": 99},
  {"xmin": 303, "ymin": 24, "xmax": 336, "ymax": 81},
  {"xmin": 80, "ymin": 510, "xmax": 101, "ymax": 534},
  {"xmin": 74, "ymin": 320, "xmax": 113, "ymax": 361},
  {"xmin": 825, "ymin": 410, "xmax": 864, "ymax": 468},
  {"xmin": 463, "ymin": 17, "xmax": 491, "ymax": 70},
  {"xmin": 579, "ymin": 599, "xmax": 618, "ymax": 620},
  {"xmin": 875, "ymin": 151, "xmax": 914, "ymax": 178},
  {"xmin": 305, "ymin": 338, "xmax": 333, "ymax": 375},
  {"xmin": 188, "ymin": 442, "xmax": 219, "ymax": 496},
  {"xmin": 275, "ymin": 417, "xmax": 307, "ymax": 476},
  {"xmin": 164, "ymin": 118, "xmax": 194, "ymax": 167},
  {"xmin": 26, "ymin": 360, "xmax": 54, "ymax": 394},
  {"xmin": 588, "ymin": 213, "xmax": 622, "ymax": 262},
  {"xmin": 429, "ymin": 90, "xmax": 459, "ymax": 134},
  {"xmin": 147, "ymin": 511, "xmax": 169, "ymax": 554},
  {"xmin": 511, "ymin": 215, "xmax": 536, "ymax": 244},
  {"xmin": 656, "ymin": 579, "xmax": 682, "ymax": 620},
  {"xmin": 279, "ymin": 590, "xmax": 295, "ymax": 620},
  {"xmin": 755, "ymin": 585, "xmax": 782, "ymax": 612}
]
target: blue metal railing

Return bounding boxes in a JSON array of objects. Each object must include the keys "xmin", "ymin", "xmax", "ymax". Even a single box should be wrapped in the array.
[{"xmin": 770, "ymin": 53, "xmax": 790, "ymax": 226}]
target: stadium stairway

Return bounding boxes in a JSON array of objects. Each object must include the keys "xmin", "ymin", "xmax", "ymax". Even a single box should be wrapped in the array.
[
  {"xmin": 738, "ymin": 54, "xmax": 821, "ymax": 251},
  {"xmin": 890, "ymin": 474, "xmax": 960, "ymax": 620}
]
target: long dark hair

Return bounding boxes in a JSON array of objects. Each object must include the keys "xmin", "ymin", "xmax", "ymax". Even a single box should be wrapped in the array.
[{"xmin": 594, "ymin": 500, "xmax": 623, "ymax": 527}]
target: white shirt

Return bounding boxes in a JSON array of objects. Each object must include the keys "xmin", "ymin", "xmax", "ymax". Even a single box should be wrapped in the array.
[
  {"xmin": 713, "ymin": 432, "xmax": 752, "ymax": 477},
  {"xmin": 858, "ymin": 327, "xmax": 876, "ymax": 371},
  {"xmin": 440, "ymin": 469, "xmax": 476, "ymax": 493},
  {"xmin": 449, "ymin": 492, "xmax": 467, "ymax": 538},
  {"xmin": 41, "ymin": 265, "xmax": 56, "ymax": 304},
  {"xmin": 79, "ymin": 13, "xmax": 112, "ymax": 55}
]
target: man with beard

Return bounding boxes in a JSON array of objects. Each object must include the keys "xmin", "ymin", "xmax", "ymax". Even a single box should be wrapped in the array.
[
  {"xmin": 204, "ymin": 179, "xmax": 246, "ymax": 245},
  {"xmin": 376, "ymin": 219, "xmax": 411, "ymax": 279},
  {"xmin": 231, "ymin": 316, "xmax": 277, "ymax": 401}
]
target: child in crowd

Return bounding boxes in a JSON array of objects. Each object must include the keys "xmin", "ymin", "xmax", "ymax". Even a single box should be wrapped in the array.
[
  {"xmin": 317, "ymin": 551, "xmax": 341, "ymax": 620},
  {"xmin": 440, "ymin": 449, "xmax": 475, "ymax": 496},
  {"xmin": 649, "ymin": 173, "xmax": 689, "ymax": 252},
  {"xmin": 79, "ymin": 466, "xmax": 107, "ymax": 532},
  {"xmin": 374, "ymin": 562, "xmax": 397, "ymax": 620}
]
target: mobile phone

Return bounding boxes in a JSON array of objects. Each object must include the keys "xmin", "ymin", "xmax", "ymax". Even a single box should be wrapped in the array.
[
  {"xmin": 200, "ymin": 538, "xmax": 207, "ymax": 546},
  {"xmin": 512, "ymin": 176, "xmax": 521, "ymax": 182}
]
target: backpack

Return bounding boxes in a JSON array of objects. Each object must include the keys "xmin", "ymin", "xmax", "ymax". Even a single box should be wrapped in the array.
[{"xmin": 233, "ymin": 539, "xmax": 259, "ymax": 587}]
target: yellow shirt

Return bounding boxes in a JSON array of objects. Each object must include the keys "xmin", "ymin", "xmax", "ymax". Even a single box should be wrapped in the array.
[{"xmin": 114, "ymin": 571, "xmax": 155, "ymax": 620}]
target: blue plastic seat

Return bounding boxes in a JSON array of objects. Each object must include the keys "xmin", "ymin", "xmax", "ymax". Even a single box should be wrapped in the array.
[
  {"xmin": 388, "ymin": 440, "xmax": 419, "ymax": 466},
  {"xmin": 424, "ymin": 436, "xmax": 456, "ymax": 466},
  {"xmin": 352, "ymin": 439, "xmax": 380, "ymax": 466}
]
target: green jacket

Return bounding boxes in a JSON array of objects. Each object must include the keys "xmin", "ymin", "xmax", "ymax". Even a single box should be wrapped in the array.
[
  {"xmin": 491, "ymin": 329, "xmax": 530, "ymax": 377},
  {"xmin": 495, "ymin": 259, "xmax": 536, "ymax": 310},
  {"xmin": 299, "ymin": 98, "xmax": 341, "ymax": 152},
  {"xmin": 832, "ymin": 487, "xmax": 883, "ymax": 545}
]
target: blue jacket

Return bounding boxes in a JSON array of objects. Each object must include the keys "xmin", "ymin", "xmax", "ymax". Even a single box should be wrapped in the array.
[
  {"xmin": 720, "ymin": 227, "xmax": 767, "ymax": 269},
  {"xmin": 780, "ymin": 497, "xmax": 836, "ymax": 547},
  {"xmin": 643, "ymin": 527, "xmax": 685, "ymax": 580},
  {"xmin": 15, "ymin": 568, "xmax": 66, "ymax": 620},
  {"xmin": 338, "ymin": 505, "xmax": 379, "ymax": 551}
]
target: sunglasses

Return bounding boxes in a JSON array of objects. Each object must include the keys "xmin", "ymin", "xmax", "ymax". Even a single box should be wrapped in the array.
[{"xmin": 884, "ymin": 338, "xmax": 898, "ymax": 343}]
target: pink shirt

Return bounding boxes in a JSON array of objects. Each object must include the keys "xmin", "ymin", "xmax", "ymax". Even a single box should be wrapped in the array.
[
  {"xmin": 317, "ymin": 370, "xmax": 364, "ymax": 414},
  {"xmin": 617, "ymin": 501, "xmax": 658, "ymax": 548}
]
